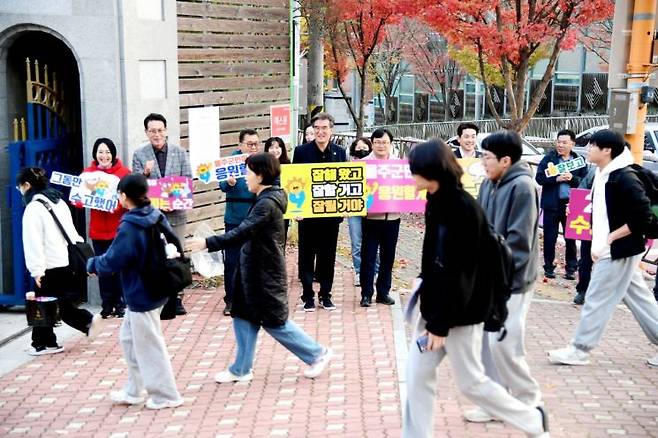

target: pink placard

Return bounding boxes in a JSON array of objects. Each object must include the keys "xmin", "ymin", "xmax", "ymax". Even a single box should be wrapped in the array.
[
  {"xmin": 565, "ymin": 188, "xmax": 592, "ymax": 241},
  {"xmin": 147, "ymin": 176, "xmax": 194, "ymax": 211},
  {"xmin": 365, "ymin": 160, "xmax": 426, "ymax": 213}
]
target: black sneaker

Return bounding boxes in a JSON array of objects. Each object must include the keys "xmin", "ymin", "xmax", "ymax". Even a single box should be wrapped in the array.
[
  {"xmin": 573, "ymin": 291, "xmax": 585, "ymax": 305},
  {"xmin": 175, "ymin": 297, "xmax": 187, "ymax": 315},
  {"xmin": 223, "ymin": 302, "xmax": 232, "ymax": 316},
  {"xmin": 376, "ymin": 295, "xmax": 395, "ymax": 305},
  {"xmin": 360, "ymin": 297, "xmax": 371, "ymax": 307},
  {"xmin": 564, "ymin": 272, "xmax": 576, "ymax": 280},
  {"xmin": 544, "ymin": 270, "xmax": 556, "ymax": 279},
  {"xmin": 303, "ymin": 298, "xmax": 316, "ymax": 312},
  {"xmin": 320, "ymin": 296, "xmax": 336, "ymax": 310}
]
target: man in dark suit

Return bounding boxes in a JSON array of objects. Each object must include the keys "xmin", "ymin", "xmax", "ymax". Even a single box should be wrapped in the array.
[
  {"xmin": 292, "ymin": 113, "xmax": 347, "ymax": 312},
  {"xmin": 133, "ymin": 112, "xmax": 192, "ymax": 315},
  {"xmin": 453, "ymin": 122, "xmax": 482, "ymax": 159}
]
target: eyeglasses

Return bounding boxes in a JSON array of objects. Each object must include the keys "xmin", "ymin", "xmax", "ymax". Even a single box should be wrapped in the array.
[
  {"xmin": 147, "ymin": 129, "xmax": 166, "ymax": 135},
  {"xmin": 243, "ymin": 142, "xmax": 260, "ymax": 149},
  {"xmin": 313, "ymin": 126, "xmax": 331, "ymax": 132},
  {"xmin": 372, "ymin": 140, "xmax": 391, "ymax": 146}
]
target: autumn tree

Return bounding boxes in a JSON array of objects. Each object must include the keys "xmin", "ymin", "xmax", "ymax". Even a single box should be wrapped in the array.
[
  {"xmin": 579, "ymin": 18, "xmax": 613, "ymax": 65},
  {"xmin": 414, "ymin": 0, "xmax": 614, "ymax": 132},
  {"xmin": 325, "ymin": 0, "xmax": 400, "ymax": 137},
  {"xmin": 404, "ymin": 22, "xmax": 465, "ymax": 121}
]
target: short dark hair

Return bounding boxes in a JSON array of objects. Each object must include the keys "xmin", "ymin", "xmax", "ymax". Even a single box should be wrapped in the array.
[
  {"xmin": 349, "ymin": 137, "xmax": 372, "ymax": 157},
  {"xmin": 239, "ymin": 129, "xmax": 259, "ymax": 143},
  {"xmin": 371, "ymin": 128, "xmax": 394, "ymax": 143},
  {"xmin": 16, "ymin": 167, "xmax": 49, "ymax": 190},
  {"xmin": 557, "ymin": 129, "xmax": 576, "ymax": 142},
  {"xmin": 92, "ymin": 137, "xmax": 117, "ymax": 165},
  {"xmin": 457, "ymin": 122, "xmax": 479, "ymax": 137},
  {"xmin": 143, "ymin": 113, "xmax": 167, "ymax": 130},
  {"xmin": 311, "ymin": 112, "xmax": 335, "ymax": 128},
  {"xmin": 118, "ymin": 173, "xmax": 151, "ymax": 208},
  {"xmin": 246, "ymin": 152, "xmax": 280, "ymax": 186},
  {"xmin": 481, "ymin": 131, "xmax": 523, "ymax": 163},
  {"xmin": 589, "ymin": 129, "xmax": 625, "ymax": 159},
  {"xmin": 409, "ymin": 140, "xmax": 464, "ymax": 190},
  {"xmin": 264, "ymin": 136, "xmax": 290, "ymax": 164}
]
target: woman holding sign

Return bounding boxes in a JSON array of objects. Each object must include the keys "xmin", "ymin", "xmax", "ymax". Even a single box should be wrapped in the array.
[
  {"xmin": 187, "ymin": 153, "xmax": 332, "ymax": 383},
  {"xmin": 77, "ymin": 138, "xmax": 131, "ymax": 318}
]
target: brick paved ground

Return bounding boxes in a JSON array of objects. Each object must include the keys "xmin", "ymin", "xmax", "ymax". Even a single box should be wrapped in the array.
[{"xmin": 1, "ymin": 219, "xmax": 657, "ymax": 437}]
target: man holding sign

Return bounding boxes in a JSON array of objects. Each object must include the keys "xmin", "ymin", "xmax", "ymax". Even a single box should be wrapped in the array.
[{"xmin": 535, "ymin": 130, "xmax": 588, "ymax": 280}]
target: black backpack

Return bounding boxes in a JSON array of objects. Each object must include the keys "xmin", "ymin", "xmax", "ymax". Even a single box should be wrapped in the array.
[
  {"xmin": 482, "ymin": 228, "xmax": 515, "ymax": 341},
  {"xmin": 628, "ymin": 164, "xmax": 658, "ymax": 238},
  {"xmin": 142, "ymin": 217, "xmax": 193, "ymax": 304}
]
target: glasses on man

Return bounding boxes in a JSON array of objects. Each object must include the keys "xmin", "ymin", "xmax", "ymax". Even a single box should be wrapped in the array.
[
  {"xmin": 243, "ymin": 142, "xmax": 260, "ymax": 149},
  {"xmin": 313, "ymin": 126, "xmax": 331, "ymax": 132},
  {"xmin": 147, "ymin": 129, "xmax": 166, "ymax": 135},
  {"xmin": 372, "ymin": 140, "xmax": 391, "ymax": 146}
]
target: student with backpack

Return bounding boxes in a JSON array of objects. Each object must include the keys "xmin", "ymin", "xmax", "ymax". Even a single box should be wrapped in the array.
[
  {"xmin": 86, "ymin": 173, "xmax": 183, "ymax": 409},
  {"xmin": 466, "ymin": 131, "xmax": 544, "ymax": 423},
  {"xmin": 402, "ymin": 140, "xmax": 549, "ymax": 438},
  {"xmin": 548, "ymin": 130, "xmax": 658, "ymax": 367}
]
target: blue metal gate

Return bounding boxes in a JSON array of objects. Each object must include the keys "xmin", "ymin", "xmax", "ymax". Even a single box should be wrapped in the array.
[{"xmin": 2, "ymin": 58, "xmax": 80, "ymax": 306}]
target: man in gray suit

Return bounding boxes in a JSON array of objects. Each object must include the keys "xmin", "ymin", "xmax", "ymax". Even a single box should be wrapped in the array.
[{"xmin": 132, "ymin": 112, "xmax": 192, "ymax": 315}]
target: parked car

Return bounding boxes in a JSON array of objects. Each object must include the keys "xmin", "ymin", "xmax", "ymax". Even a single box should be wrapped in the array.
[
  {"xmin": 446, "ymin": 133, "xmax": 545, "ymax": 166},
  {"xmin": 575, "ymin": 123, "xmax": 658, "ymax": 153}
]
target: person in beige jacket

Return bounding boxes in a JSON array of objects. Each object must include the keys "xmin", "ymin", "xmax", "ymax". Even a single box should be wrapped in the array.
[{"xmin": 359, "ymin": 129, "xmax": 402, "ymax": 307}]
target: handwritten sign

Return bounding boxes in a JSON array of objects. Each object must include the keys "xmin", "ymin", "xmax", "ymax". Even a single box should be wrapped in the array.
[
  {"xmin": 51, "ymin": 171, "xmax": 120, "ymax": 212},
  {"xmin": 147, "ymin": 176, "xmax": 194, "ymax": 211},
  {"xmin": 545, "ymin": 157, "xmax": 586, "ymax": 178},
  {"xmin": 281, "ymin": 162, "xmax": 367, "ymax": 219},
  {"xmin": 565, "ymin": 188, "xmax": 592, "ymax": 241},
  {"xmin": 214, "ymin": 154, "xmax": 248, "ymax": 182},
  {"xmin": 364, "ymin": 160, "xmax": 426, "ymax": 213}
]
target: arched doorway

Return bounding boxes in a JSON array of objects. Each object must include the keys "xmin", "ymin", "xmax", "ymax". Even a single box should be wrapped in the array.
[{"xmin": 0, "ymin": 28, "xmax": 84, "ymax": 306}]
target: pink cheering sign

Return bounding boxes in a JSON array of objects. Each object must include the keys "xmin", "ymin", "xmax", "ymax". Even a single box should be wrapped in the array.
[
  {"xmin": 147, "ymin": 176, "xmax": 194, "ymax": 211},
  {"xmin": 364, "ymin": 160, "xmax": 426, "ymax": 213},
  {"xmin": 565, "ymin": 188, "xmax": 592, "ymax": 241}
]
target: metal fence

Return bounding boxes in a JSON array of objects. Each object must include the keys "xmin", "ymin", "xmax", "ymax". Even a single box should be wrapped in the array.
[{"xmin": 376, "ymin": 115, "xmax": 658, "ymax": 142}]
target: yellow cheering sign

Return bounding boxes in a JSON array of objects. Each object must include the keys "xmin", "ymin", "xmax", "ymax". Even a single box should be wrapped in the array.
[{"xmin": 281, "ymin": 162, "xmax": 367, "ymax": 219}]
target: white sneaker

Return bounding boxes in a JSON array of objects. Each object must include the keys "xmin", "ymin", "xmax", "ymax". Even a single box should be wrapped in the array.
[
  {"xmin": 547, "ymin": 345, "xmax": 590, "ymax": 365},
  {"xmin": 214, "ymin": 369, "xmax": 254, "ymax": 383},
  {"xmin": 647, "ymin": 353, "xmax": 658, "ymax": 367},
  {"xmin": 304, "ymin": 348, "xmax": 332, "ymax": 379},
  {"xmin": 463, "ymin": 406, "xmax": 498, "ymax": 423},
  {"xmin": 110, "ymin": 390, "xmax": 146, "ymax": 405},
  {"xmin": 28, "ymin": 345, "xmax": 64, "ymax": 356},
  {"xmin": 87, "ymin": 314, "xmax": 103, "ymax": 340},
  {"xmin": 145, "ymin": 397, "xmax": 183, "ymax": 410}
]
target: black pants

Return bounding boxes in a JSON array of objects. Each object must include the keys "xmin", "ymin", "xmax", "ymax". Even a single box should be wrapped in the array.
[
  {"xmin": 543, "ymin": 203, "xmax": 578, "ymax": 273},
  {"xmin": 223, "ymin": 223, "xmax": 241, "ymax": 305},
  {"xmin": 360, "ymin": 218, "xmax": 400, "ymax": 299},
  {"xmin": 576, "ymin": 239, "xmax": 593, "ymax": 294},
  {"xmin": 298, "ymin": 218, "xmax": 340, "ymax": 299},
  {"xmin": 31, "ymin": 267, "xmax": 93, "ymax": 348},
  {"xmin": 92, "ymin": 239, "xmax": 124, "ymax": 315}
]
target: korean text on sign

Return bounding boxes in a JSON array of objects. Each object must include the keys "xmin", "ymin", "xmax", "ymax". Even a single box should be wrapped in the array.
[
  {"xmin": 565, "ymin": 188, "xmax": 592, "ymax": 241},
  {"xmin": 214, "ymin": 154, "xmax": 249, "ymax": 182},
  {"xmin": 281, "ymin": 162, "xmax": 367, "ymax": 219},
  {"xmin": 364, "ymin": 160, "xmax": 426, "ymax": 214}
]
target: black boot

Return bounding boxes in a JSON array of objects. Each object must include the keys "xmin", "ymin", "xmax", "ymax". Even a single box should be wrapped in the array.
[{"xmin": 175, "ymin": 296, "xmax": 187, "ymax": 315}]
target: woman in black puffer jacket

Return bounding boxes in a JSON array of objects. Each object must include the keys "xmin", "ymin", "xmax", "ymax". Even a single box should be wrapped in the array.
[{"xmin": 187, "ymin": 153, "xmax": 332, "ymax": 383}]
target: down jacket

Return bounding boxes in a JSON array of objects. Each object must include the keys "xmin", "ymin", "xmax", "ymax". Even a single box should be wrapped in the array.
[{"xmin": 206, "ymin": 187, "xmax": 289, "ymax": 326}]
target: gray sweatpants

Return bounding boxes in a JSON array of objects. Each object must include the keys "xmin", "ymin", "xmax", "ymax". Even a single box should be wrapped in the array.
[
  {"xmin": 482, "ymin": 291, "xmax": 542, "ymax": 406},
  {"xmin": 120, "ymin": 307, "xmax": 181, "ymax": 404},
  {"xmin": 403, "ymin": 315, "xmax": 545, "ymax": 438},
  {"xmin": 572, "ymin": 254, "xmax": 658, "ymax": 351}
]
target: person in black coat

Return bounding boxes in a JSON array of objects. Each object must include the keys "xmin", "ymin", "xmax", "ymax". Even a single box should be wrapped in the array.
[
  {"xmin": 535, "ymin": 129, "xmax": 588, "ymax": 279},
  {"xmin": 187, "ymin": 153, "xmax": 332, "ymax": 383},
  {"xmin": 292, "ymin": 112, "xmax": 347, "ymax": 311},
  {"xmin": 402, "ymin": 140, "xmax": 549, "ymax": 438}
]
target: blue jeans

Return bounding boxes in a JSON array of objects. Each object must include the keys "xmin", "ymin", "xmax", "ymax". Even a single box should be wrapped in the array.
[
  {"xmin": 229, "ymin": 317, "xmax": 324, "ymax": 376},
  {"xmin": 360, "ymin": 218, "xmax": 400, "ymax": 298},
  {"xmin": 348, "ymin": 216, "xmax": 379, "ymax": 275}
]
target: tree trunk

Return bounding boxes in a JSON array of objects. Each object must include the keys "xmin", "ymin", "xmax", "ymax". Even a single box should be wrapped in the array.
[
  {"xmin": 307, "ymin": 15, "xmax": 324, "ymax": 122},
  {"xmin": 442, "ymin": 84, "xmax": 450, "ymax": 121},
  {"xmin": 357, "ymin": 70, "xmax": 366, "ymax": 138}
]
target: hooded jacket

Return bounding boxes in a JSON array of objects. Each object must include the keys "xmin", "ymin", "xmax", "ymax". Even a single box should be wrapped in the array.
[
  {"xmin": 79, "ymin": 159, "xmax": 131, "ymax": 240},
  {"xmin": 478, "ymin": 160, "xmax": 539, "ymax": 294},
  {"xmin": 591, "ymin": 148, "xmax": 656, "ymax": 260},
  {"xmin": 206, "ymin": 187, "xmax": 289, "ymax": 327},
  {"xmin": 218, "ymin": 150, "xmax": 256, "ymax": 225},
  {"xmin": 86, "ymin": 205, "xmax": 170, "ymax": 312}
]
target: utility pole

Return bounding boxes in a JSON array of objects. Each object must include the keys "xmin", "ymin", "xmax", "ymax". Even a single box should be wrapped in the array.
[{"xmin": 609, "ymin": 0, "xmax": 658, "ymax": 165}]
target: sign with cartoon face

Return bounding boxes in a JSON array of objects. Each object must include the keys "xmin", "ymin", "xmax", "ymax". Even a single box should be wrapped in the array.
[
  {"xmin": 147, "ymin": 176, "xmax": 194, "ymax": 211},
  {"xmin": 281, "ymin": 162, "xmax": 367, "ymax": 219},
  {"xmin": 52, "ymin": 171, "xmax": 120, "ymax": 212},
  {"xmin": 565, "ymin": 188, "xmax": 592, "ymax": 241},
  {"xmin": 364, "ymin": 160, "xmax": 426, "ymax": 213}
]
